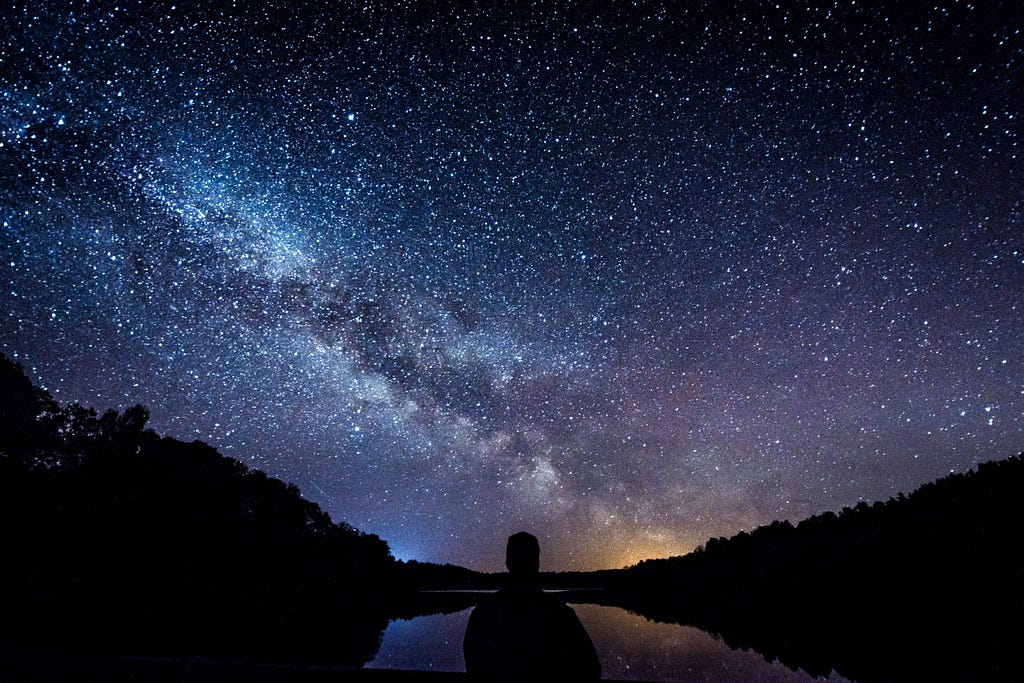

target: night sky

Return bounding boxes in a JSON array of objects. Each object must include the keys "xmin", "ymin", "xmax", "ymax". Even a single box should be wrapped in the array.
[{"xmin": 3, "ymin": 1, "xmax": 1022, "ymax": 571}]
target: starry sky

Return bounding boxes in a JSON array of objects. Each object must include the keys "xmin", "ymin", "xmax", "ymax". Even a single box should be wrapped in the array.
[{"xmin": 2, "ymin": 1, "xmax": 1022, "ymax": 571}]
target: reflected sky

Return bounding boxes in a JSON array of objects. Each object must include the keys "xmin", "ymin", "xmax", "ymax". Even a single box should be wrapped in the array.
[
  {"xmin": 366, "ymin": 603, "xmax": 856, "ymax": 682},
  {"xmin": 367, "ymin": 608, "xmax": 470, "ymax": 673}
]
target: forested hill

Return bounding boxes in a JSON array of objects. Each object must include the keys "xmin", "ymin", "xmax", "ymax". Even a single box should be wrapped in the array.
[
  {"xmin": 624, "ymin": 451, "xmax": 1024, "ymax": 583},
  {"xmin": 0, "ymin": 353, "xmax": 396, "ymax": 665},
  {"xmin": 613, "ymin": 451, "xmax": 1024, "ymax": 682}
]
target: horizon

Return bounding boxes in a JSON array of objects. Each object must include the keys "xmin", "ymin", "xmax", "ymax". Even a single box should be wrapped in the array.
[
  {"xmin": 3, "ymin": 1, "xmax": 1022, "ymax": 572},
  {"xmin": 8, "ymin": 351, "xmax": 1019, "ymax": 575}
]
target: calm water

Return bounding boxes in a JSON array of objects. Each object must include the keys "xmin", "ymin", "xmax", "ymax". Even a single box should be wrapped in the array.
[{"xmin": 366, "ymin": 602, "xmax": 856, "ymax": 682}]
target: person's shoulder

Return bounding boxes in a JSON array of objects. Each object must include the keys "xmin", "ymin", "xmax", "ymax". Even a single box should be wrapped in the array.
[
  {"xmin": 487, "ymin": 586, "xmax": 543, "ymax": 601},
  {"xmin": 469, "ymin": 588, "xmax": 519, "ymax": 615},
  {"xmin": 472, "ymin": 586, "xmax": 559, "ymax": 613},
  {"xmin": 546, "ymin": 594, "xmax": 583, "ymax": 618},
  {"xmin": 526, "ymin": 588, "xmax": 572, "ymax": 607}
]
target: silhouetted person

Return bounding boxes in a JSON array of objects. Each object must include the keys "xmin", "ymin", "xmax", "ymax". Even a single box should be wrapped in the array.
[{"xmin": 463, "ymin": 532, "xmax": 601, "ymax": 681}]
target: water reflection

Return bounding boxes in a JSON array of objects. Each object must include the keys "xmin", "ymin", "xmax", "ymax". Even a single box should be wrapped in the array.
[
  {"xmin": 575, "ymin": 604, "xmax": 853, "ymax": 682},
  {"xmin": 367, "ymin": 603, "xmax": 855, "ymax": 682},
  {"xmin": 367, "ymin": 608, "xmax": 472, "ymax": 672}
]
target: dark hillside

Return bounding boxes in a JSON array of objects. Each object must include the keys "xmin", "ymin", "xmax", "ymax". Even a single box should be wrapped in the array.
[
  {"xmin": 0, "ymin": 354, "xmax": 395, "ymax": 666},
  {"xmin": 614, "ymin": 453, "xmax": 1024, "ymax": 681}
]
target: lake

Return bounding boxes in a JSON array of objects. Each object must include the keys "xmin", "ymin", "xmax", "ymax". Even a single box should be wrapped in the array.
[{"xmin": 366, "ymin": 601, "xmax": 856, "ymax": 682}]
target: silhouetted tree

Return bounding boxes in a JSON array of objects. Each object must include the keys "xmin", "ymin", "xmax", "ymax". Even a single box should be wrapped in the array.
[
  {"xmin": 611, "ymin": 452, "xmax": 1024, "ymax": 682},
  {"xmin": 0, "ymin": 353, "xmax": 400, "ymax": 666}
]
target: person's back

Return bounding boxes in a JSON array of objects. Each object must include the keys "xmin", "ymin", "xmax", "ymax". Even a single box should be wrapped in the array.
[{"xmin": 463, "ymin": 532, "xmax": 600, "ymax": 681}]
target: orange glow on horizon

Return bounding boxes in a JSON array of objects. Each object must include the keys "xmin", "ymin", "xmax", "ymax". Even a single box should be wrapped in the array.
[{"xmin": 564, "ymin": 536, "xmax": 695, "ymax": 572}]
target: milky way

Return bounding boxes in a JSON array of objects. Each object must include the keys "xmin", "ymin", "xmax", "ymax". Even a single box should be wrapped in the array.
[{"xmin": 2, "ymin": 1, "xmax": 1022, "ymax": 570}]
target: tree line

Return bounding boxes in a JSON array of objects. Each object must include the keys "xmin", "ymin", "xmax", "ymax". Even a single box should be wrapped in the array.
[
  {"xmin": 5, "ymin": 350, "xmax": 1022, "ymax": 679},
  {"xmin": 0, "ymin": 353, "xmax": 403, "ymax": 666},
  {"xmin": 609, "ymin": 451, "xmax": 1024, "ymax": 681}
]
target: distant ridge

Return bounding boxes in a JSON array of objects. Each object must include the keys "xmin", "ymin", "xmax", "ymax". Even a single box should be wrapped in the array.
[
  {"xmin": 608, "ymin": 452, "xmax": 1024, "ymax": 682},
  {"xmin": 0, "ymin": 353, "xmax": 423, "ymax": 666},
  {"xmin": 4, "ymin": 350, "xmax": 1022, "ymax": 680},
  {"xmin": 629, "ymin": 451, "xmax": 1023, "ymax": 568}
]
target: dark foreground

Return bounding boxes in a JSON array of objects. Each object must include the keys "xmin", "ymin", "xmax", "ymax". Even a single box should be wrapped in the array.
[{"xmin": 0, "ymin": 653, "xmax": 638, "ymax": 683}]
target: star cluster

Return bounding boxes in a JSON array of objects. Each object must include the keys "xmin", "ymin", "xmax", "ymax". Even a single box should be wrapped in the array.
[{"xmin": 3, "ymin": 1, "xmax": 1022, "ymax": 570}]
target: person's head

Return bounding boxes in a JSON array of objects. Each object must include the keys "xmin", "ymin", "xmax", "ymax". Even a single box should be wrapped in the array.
[{"xmin": 505, "ymin": 531, "xmax": 540, "ymax": 575}]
